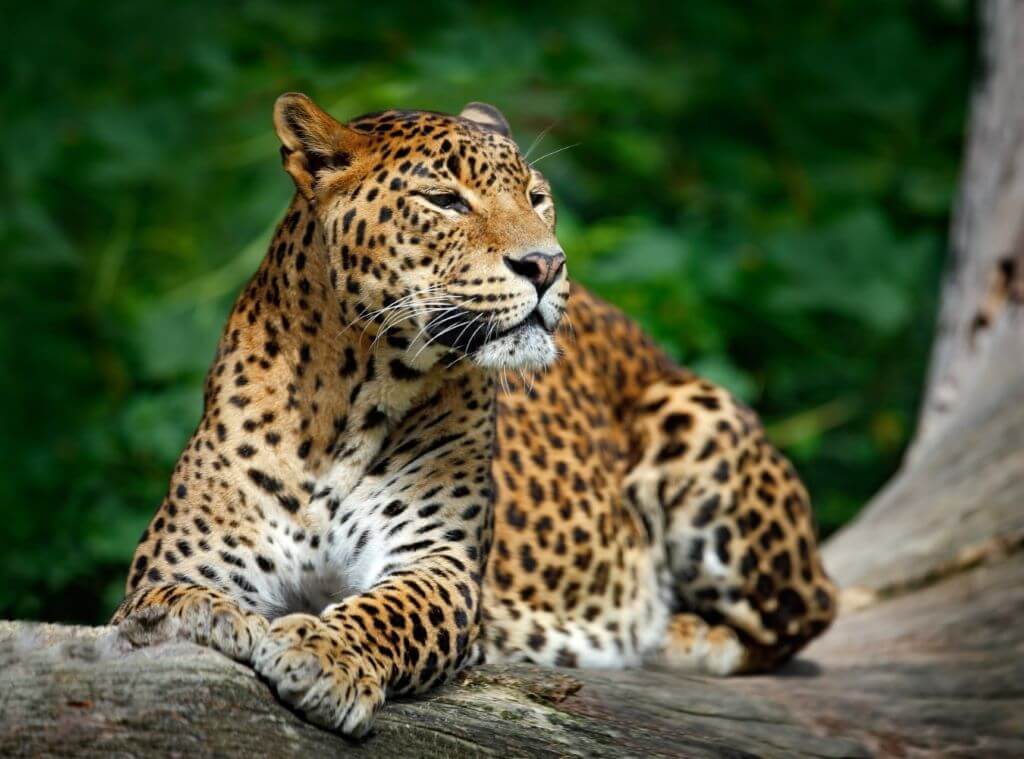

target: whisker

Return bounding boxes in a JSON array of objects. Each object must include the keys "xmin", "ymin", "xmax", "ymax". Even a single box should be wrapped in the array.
[
  {"xmin": 366, "ymin": 295, "xmax": 449, "ymax": 325},
  {"xmin": 374, "ymin": 301, "xmax": 452, "ymax": 340},
  {"xmin": 451, "ymin": 312, "xmax": 485, "ymax": 348},
  {"xmin": 463, "ymin": 318, "xmax": 491, "ymax": 356},
  {"xmin": 352, "ymin": 285, "xmax": 447, "ymax": 323},
  {"xmin": 560, "ymin": 311, "xmax": 578, "ymax": 344},
  {"xmin": 409, "ymin": 306, "xmax": 469, "ymax": 361},
  {"xmin": 352, "ymin": 286, "xmax": 452, "ymax": 342},
  {"xmin": 450, "ymin": 315, "xmax": 497, "ymax": 369},
  {"xmin": 530, "ymin": 143, "xmax": 580, "ymax": 166},
  {"xmin": 371, "ymin": 303, "xmax": 445, "ymax": 335},
  {"xmin": 523, "ymin": 122, "xmax": 557, "ymax": 160}
]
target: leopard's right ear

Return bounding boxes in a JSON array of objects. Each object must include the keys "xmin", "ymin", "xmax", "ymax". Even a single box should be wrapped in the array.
[{"xmin": 273, "ymin": 93, "xmax": 368, "ymax": 201}]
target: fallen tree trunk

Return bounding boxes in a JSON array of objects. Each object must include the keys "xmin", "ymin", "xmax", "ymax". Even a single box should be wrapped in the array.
[
  {"xmin": 3, "ymin": 550, "xmax": 1023, "ymax": 757},
  {"xmin": 4, "ymin": 1, "xmax": 1023, "ymax": 756}
]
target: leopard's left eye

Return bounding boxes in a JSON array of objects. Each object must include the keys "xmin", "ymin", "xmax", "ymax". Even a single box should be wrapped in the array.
[
  {"xmin": 419, "ymin": 190, "xmax": 470, "ymax": 214},
  {"xmin": 530, "ymin": 191, "xmax": 547, "ymax": 208}
]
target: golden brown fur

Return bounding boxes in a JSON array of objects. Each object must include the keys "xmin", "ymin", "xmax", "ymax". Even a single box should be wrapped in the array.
[{"xmin": 113, "ymin": 93, "xmax": 835, "ymax": 738}]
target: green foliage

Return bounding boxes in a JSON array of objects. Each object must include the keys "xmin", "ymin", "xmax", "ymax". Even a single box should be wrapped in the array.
[{"xmin": 1, "ymin": 0, "xmax": 972, "ymax": 622}]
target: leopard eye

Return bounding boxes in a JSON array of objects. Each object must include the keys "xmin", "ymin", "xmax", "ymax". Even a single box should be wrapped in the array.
[
  {"xmin": 530, "ymin": 191, "xmax": 547, "ymax": 208},
  {"xmin": 419, "ymin": 190, "xmax": 470, "ymax": 214}
]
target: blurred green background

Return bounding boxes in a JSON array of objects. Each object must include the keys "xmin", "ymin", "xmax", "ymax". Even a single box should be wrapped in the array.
[{"xmin": 2, "ymin": 0, "xmax": 973, "ymax": 623}]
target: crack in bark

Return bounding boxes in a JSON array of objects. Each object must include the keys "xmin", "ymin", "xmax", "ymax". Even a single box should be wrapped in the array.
[{"xmin": 839, "ymin": 528, "xmax": 1024, "ymax": 611}]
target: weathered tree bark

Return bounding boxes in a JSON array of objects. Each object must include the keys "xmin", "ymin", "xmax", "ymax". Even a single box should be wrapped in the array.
[
  {"xmin": 3, "ymin": 2, "xmax": 1023, "ymax": 756},
  {"xmin": 824, "ymin": 0, "xmax": 1024, "ymax": 593}
]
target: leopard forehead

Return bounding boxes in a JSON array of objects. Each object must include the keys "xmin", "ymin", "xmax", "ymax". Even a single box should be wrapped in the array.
[
  {"xmin": 310, "ymin": 106, "xmax": 556, "ymax": 282},
  {"xmin": 346, "ymin": 109, "xmax": 539, "ymax": 197}
]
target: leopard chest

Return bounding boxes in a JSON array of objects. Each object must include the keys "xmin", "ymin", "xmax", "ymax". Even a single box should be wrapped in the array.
[
  {"xmin": 247, "ymin": 428, "xmax": 439, "ymax": 619},
  {"xmin": 230, "ymin": 364, "xmax": 457, "ymax": 618}
]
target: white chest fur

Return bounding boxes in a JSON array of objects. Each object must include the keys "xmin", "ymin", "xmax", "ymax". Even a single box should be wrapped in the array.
[
  {"xmin": 244, "ymin": 363, "xmax": 454, "ymax": 618},
  {"xmin": 250, "ymin": 429, "xmax": 434, "ymax": 617}
]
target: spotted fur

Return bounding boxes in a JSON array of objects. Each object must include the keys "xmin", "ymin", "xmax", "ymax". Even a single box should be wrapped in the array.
[
  {"xmin": 483, "ymin": 291, "xmax": 837, "ymax": 674},
  {"xmin": 114, "ymin": 94, "xmax": 836, "ymax": 737}
]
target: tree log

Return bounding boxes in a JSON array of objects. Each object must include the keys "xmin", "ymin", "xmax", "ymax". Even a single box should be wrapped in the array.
[
  {"xmin": 824, "ymin": 0, "xmax": 1024, "ymax": 592},
  {"xmin": 4, "ymin": 1, "xmax": 1023, "ymax": 756},
  {"xmin": 3, "ymin": 552, "xmax": 1023, "ymax": 758}
]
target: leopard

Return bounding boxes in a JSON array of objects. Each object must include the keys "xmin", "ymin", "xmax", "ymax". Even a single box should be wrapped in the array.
[{"xmin": 113, "ymin": 92, "xmax": 837, "ymax": 738}]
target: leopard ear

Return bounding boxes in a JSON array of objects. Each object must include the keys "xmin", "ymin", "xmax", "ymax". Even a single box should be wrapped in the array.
[
  {"xmin": 273, "ymin": 93, "xmax": 367, "ymax": 200},
  {"xmin": 459, "ymin": 102, "xmax": 512, "ymax": 138}
]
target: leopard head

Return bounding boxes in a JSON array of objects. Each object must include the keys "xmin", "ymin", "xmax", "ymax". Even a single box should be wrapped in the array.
[{"xmin": 274, "ymin": 93, "xmax": 568, "ymax": 372}]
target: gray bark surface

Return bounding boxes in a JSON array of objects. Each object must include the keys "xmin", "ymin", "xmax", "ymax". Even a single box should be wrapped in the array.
[
  {"xmin": 3, "ymin": 552, "xmax": 1023, "ymax": 758},
  {"xmin": 825, "ymin": 0, "xmax": 1024, "ymax": 592},
  {"xmin": 3, "ymin": 1, "xmax": 1023, "ymax": 756}
]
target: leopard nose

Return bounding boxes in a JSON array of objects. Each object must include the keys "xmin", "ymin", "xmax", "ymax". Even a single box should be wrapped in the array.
[{"xmin": 504, "ymin": 251, "xmax": 566, "ymax": 296}]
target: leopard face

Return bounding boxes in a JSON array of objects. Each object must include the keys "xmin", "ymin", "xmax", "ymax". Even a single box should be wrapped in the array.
[{"xmin": 274, "ymin": 94, "xmax": 568, "ymax": 373}]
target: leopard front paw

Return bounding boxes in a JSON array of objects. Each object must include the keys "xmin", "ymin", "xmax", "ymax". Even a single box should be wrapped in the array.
[
  {"xmin": 252, "ymin": 614, "xmax": 386, "ymax": 738},
  {"xmin": 201, "ymin": 602, "xmax": 268, "ymax": 663},
  {"xmin": 118, "ymin": 595, "xmax": 267, "ymax": 663}
]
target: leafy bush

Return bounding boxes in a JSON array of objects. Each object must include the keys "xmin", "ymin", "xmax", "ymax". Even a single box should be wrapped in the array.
[{"xmin": 0, "ymin": 0, "xmax": 972, "ymax": 622}]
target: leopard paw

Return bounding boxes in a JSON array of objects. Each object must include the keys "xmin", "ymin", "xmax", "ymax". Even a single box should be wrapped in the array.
[
  {"xmin": 655, "ymin": 613, "xmax": 747, "ymax": 676},
  {"xmin": 252, "ymin": 614, "xmax": 385, "ymax": 737},
  {"xmin": 118, "ymin": 595, "xmax": 267, "ymax": 663}
]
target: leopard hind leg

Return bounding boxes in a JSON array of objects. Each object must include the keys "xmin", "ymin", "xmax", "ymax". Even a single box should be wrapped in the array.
[{"xmin": 626, "ymin": 376, "xmax": 838, "ymax": 675}]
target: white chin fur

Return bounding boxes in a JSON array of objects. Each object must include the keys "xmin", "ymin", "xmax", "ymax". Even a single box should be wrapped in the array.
[{"xmin": 471, "ymin": 324, "xmax": 557, "ymax": 371}]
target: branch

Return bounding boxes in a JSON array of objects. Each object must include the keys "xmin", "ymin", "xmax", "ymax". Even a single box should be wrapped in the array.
[{"xmin": 3, "ymin": 553, "xmax": 1023, "ymax": 759}]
